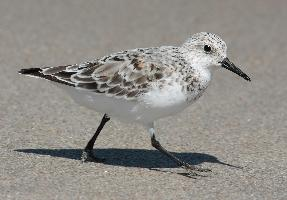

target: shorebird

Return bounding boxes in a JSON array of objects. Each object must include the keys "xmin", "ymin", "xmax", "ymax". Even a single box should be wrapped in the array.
[{"xmin": 19, "ymin": 32, "xmax": 250, "ymax": 176}]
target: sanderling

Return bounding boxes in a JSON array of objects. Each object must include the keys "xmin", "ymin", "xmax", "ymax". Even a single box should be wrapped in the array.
[{"xmin": 19, "ymin": 32, "xmax": 250, "ymax": 176}]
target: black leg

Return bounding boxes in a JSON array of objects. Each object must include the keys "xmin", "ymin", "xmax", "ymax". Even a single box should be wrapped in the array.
[
  {"xmin": 81, "ymin": 114, "xmax": 110, "ymax": 162},
  {"xmin": 151, "ymin": 134, "xmax": 211, "ymax": 176}
]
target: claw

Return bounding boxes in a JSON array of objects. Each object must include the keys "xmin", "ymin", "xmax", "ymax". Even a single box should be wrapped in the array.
[
  {"xmin": 193, "ymin": 167, "xmax": 212, "ymax": 172},
  {"xmin": 187, "ymin": 171, "xmax": 200, "ymax": 177},
  {"xmin": 181, "ymin": 163, "xmax": 211, "ymax": 177},
  {"xmin": 81, "ymin": 150, "xmax": 105, "ymax": 163},
  {"xmin": 183, "ymin": 163, "xmax": 211, "ymax": 171}
]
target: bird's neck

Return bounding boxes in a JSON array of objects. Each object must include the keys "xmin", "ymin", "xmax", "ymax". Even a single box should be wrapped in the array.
[{"xmin": 178, "ymin": 53, "xmax": 212, "ymax": 101}]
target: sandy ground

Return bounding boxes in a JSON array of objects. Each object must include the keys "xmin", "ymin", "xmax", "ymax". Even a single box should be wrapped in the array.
[{"xmin": 0, "ymin": 0, "xmax": 286, "ymax": 199}]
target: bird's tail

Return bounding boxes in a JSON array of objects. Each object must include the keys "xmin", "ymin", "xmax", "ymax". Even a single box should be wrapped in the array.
[
  {"xmin": 18, "ymin": 68, "xmax": 43, "ymax": 77},
  {"xmin": 18, "ymin": 67, "xmax": 75, "ymax": 86}
]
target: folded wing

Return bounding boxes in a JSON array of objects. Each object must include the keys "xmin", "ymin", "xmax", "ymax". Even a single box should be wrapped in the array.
[{"xmin": 20, "ymin": 50, "xmax": 176, "ymax": 100}]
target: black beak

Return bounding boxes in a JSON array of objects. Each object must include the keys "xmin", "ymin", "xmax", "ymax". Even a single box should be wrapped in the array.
[{"xmin": 220, "ymin": 58, "xmax": 251, "ymax": 81}]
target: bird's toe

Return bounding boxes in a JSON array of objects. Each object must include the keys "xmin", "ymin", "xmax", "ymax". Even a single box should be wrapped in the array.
[{"xmin": 81, "ymin": 150, "xmax": 106, "ymax": 163}]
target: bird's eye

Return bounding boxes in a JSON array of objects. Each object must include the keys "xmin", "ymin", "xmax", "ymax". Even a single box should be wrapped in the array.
[{"xmin": 204, "ymin": 45, "xmax": 212, "ymax": 53}]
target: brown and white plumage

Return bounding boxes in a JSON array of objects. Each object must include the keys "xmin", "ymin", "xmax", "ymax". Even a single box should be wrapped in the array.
[
  {"xmin": 20, "ymin": 46, "xmax": 198, "ymax": 123},
  {"xmin": 20, "ymin": 47, "xmax": 186, "ymax": 101}
]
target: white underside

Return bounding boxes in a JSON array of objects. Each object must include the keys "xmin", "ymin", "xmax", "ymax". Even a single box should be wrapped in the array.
[{"xmin": 61, "ymin": 82, "xmax": 191, "ymax": 126}]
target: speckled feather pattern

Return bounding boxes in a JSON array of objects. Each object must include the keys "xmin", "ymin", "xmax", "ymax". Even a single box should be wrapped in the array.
[{"xmin": 41, "ymin": 46, "xmax": 201, "ymax": 101}]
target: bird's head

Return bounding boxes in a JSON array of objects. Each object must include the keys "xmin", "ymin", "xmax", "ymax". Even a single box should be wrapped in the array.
[{"xmin": 182, "ymin": 32, "xmax": 250, "ymax": 81}]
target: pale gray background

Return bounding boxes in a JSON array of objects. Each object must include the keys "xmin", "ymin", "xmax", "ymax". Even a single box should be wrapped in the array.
[{"xmin": 0, "ymin": 0, "xmax": 286, "ymax": 199}]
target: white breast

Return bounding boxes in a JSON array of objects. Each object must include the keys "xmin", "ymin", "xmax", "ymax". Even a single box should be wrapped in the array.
[{"xmin": 139, "ymin": 81, "xmax": 186, "ymax": 108}]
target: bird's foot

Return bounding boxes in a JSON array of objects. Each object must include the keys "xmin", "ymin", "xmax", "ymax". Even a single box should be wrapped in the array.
[
  {"xmin": 81, "ymin": 149, "xmax": 105, "ymax": 163},
  {"xmin": 181, "ymin": 163, "xmax": 211, "ymax": 177}
]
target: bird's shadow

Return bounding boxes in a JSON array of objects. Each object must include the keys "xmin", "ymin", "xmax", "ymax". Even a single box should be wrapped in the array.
[{"xmin": 15, "ymin": 148, "xmax": 241, "ymax": 169}]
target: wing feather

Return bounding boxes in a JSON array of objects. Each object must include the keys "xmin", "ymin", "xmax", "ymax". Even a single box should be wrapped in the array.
[{"xmin": 21, "ymin": 48, "xmax": 177, "ymax": 100}]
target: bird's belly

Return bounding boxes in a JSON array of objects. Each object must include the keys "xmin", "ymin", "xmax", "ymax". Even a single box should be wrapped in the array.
[{"xmin": 63, "ymin": 86, "xmax": 190, "ymax": 124}]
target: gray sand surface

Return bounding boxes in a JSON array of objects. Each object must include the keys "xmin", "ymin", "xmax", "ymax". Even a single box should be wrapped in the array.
[{"xmin": 0, "ymin": 0, "xmax": 286, "ymax": 199}]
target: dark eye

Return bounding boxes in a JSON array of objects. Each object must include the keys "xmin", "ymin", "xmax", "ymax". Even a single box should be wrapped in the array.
[{"xmin": 204, "ymin": 45, "xmax": 212, "ymax": 53}]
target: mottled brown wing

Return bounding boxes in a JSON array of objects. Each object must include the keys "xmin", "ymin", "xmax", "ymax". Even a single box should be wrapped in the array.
[
  {"xmin": 39, "ymin": 60, "xmax": 101, "ymax": 87},
  {"xmin": 35, "ymin": 54, "xmax": 174, "ymax": 100},
  {"xmin": 71, "ymin": 56, "xmax": 175, "ymax": 100}
]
